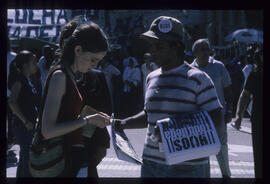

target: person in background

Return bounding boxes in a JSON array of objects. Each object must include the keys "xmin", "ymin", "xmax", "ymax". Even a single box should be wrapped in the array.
[
  {"xmin": 110, "ymin": 44, "xmax": 122, "ymax": 71},
  {"xmin": 141, "ymin": 53, "xmax": 158, "ymax": 98},
  {"xmin": 191, "ymin": 38, "xmax": 233, "ymax": 178},
  {"xmin": 232, "ymin": 48, "xmax": 263, "ymax": 178},
  {"xmin": 8, "ymin": 50, "xmax": 41, "ymax": 177},
  {"xmin": 7, "ymin": 37, "xmax": 17, "ymax": 151},
  {"xmin": 122, "ymin": 58, "xmax": 142, "ymax": 116},
  {"xmin": 241, "ymin": 46, "xmax": 256, "ymax": 117},
  {"xmin": 98, "ymin": 54, "xmax": 121, "ymax": 113},
  {"xmin": 37, "ymin": 44, "xmax": 55, "ymax": 94},
  {"xmin": 113, "ymin": 16, "xmax": 222, "ymax": 178},
  {"xmin": 122, "ymin": 48, "xmax": 139, "ymax": 73},
  {"xmin": 242, "ymin": 52, "xmax": 255, "ymax": 84},
  {"xmin": 226, "ymin": 55, "xmax": 245, "ymax": 117},
  {"xmin": 183, "ymin": 50, "xmax": 194, "ymax": 64},
  {"xmin": 107, "ymin": 50, "xmax": 123, "ymax": 117},
  {"xmin": 37, "ymin": 22, "xmax": 111, "ymax": 177},
  {"xmin": 77, "ymin": 68, "xmax": 112, "ymax": 177}
]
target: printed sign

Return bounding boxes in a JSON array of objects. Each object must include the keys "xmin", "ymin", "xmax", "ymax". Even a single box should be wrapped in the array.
[{"xmin": 157, "ymin": 111, "xmax": 221, "ymax": 165}]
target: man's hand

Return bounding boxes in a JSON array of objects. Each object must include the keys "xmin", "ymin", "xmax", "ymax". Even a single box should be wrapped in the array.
[
  {"xmin": 85, "ymin": 114, "xmax": 111, "ymax": 128},
  {"xmin": 111, "ymin": 110, "xmax": 147, "ymax": 129}
]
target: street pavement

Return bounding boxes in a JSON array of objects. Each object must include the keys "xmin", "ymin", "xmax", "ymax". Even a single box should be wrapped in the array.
[{"xmin": 6, "ymin": 118, "xmax": 254, "ymax": 178}]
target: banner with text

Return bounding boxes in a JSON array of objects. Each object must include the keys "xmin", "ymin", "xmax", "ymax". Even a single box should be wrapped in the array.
[{"xmin": 7, "ymin": 9, "xmax": 99, "ymax": 43}]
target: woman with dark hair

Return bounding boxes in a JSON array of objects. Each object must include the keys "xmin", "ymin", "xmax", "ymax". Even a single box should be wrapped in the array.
[
  {"xmin": 55, "ymin": 18, "xmax": 112, "ymax": 177},
  {"xmin": 30, "ymin": 22, "xmax": 111, "ymax": 177},
  {"xmin": 8, "ymin": 50, "xmax": 41, "ymax": 177}
]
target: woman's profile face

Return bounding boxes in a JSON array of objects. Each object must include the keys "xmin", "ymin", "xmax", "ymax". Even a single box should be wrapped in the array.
[{"xmin": 74, "ymin": 46, "xmax": 107, "ymax": 73}]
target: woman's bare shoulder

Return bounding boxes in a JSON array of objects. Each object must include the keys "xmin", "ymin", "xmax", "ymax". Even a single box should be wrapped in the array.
[
  {"xmin": 47, "ymin": 70, "xmax": 67, "ymax": 96},
  {"xmin": 50, "ymin": 70, "xmax": 66, "ymax": 83}
]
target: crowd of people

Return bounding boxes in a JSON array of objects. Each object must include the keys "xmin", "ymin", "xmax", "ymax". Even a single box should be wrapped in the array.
[{"xmin": 6, "ymin": 15, "xmax": 263, "ymax": 179}]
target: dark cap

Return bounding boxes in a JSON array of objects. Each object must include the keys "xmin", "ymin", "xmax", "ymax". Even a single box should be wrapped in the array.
[{"xmin": 141, "ymin": 16, "xmax": 184, "ymax": 42}]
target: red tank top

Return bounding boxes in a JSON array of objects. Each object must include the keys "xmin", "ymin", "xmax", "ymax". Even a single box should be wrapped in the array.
[{"xmin": 44, "ymin": 65, "xmax": 84, "ymax": 145}]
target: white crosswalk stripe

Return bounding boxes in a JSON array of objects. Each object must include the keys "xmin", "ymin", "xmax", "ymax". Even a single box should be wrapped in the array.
[
  {"xmin": 98, "ymin": 157, "xmax": 254, "ymax": 167},
  {"xmin": 76, "ymin": 157, "xmax": 254, "ymax": 178},
  {"xmin": 6, "ymin": 155, "xmax": 254, "ymax": 178},
  {"xmin": 7, "ymin": 138, "xmax": 255, "ymax": 178},
  {"xmin": 98, "ymin": 164, "xmax": 139, "ymax": 171},
  {"xmin": 210, "ymin": 159, "xmax": 254, "ymax": 167}
]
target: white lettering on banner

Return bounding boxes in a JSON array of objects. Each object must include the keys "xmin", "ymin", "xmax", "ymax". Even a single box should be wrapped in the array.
[
  {"xmin": 7, "ymin": 9, "xmax": 68, "ymax": 25},
  {"xmin": 7, "ymin": 24, "xmax": 62, "ymax": 41},
  {"xmin": 7, "ymin": 9, "xmax": 69, "ymax": 42},
  {"xmin": 7, "ymin": 9, "xmax": 99, "ymax": 42}
]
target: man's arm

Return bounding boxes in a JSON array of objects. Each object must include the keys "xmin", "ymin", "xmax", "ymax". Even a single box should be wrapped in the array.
[
  {"xmin": 232, "ymin": 89, "xmax": 251, "ymax": 129},
  {"xmin": 119, "ymin": 110, "xmax": 148, "ymax": 129},
  {"xmin": 236, "ymin": 89, "xmax": 251, "ymax": 120}
]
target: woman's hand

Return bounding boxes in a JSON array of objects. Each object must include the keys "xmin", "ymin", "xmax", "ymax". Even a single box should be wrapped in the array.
[{"xmin": 85, "ymin": 114, "xmax": 111, "ymax": 128}]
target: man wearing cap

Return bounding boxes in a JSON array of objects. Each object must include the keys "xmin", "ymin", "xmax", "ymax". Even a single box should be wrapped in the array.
[
  {"xmin": 113, "ymin": 16, "xmax": 222, "ymax": 178},
  {"xmin": 190, "ymin": 38, "xmax": 233, "ymax": 178}
]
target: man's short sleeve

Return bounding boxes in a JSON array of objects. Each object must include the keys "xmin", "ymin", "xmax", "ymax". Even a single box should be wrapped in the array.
[{"xmin": 196, "ymin": 72, "xmax": 223, "ymax": 111}]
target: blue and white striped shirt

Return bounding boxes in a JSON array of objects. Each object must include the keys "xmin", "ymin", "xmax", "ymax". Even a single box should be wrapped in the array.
[{"xmin": 143, "ymin": 61, "xmax": 222, "ymax": 165}]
